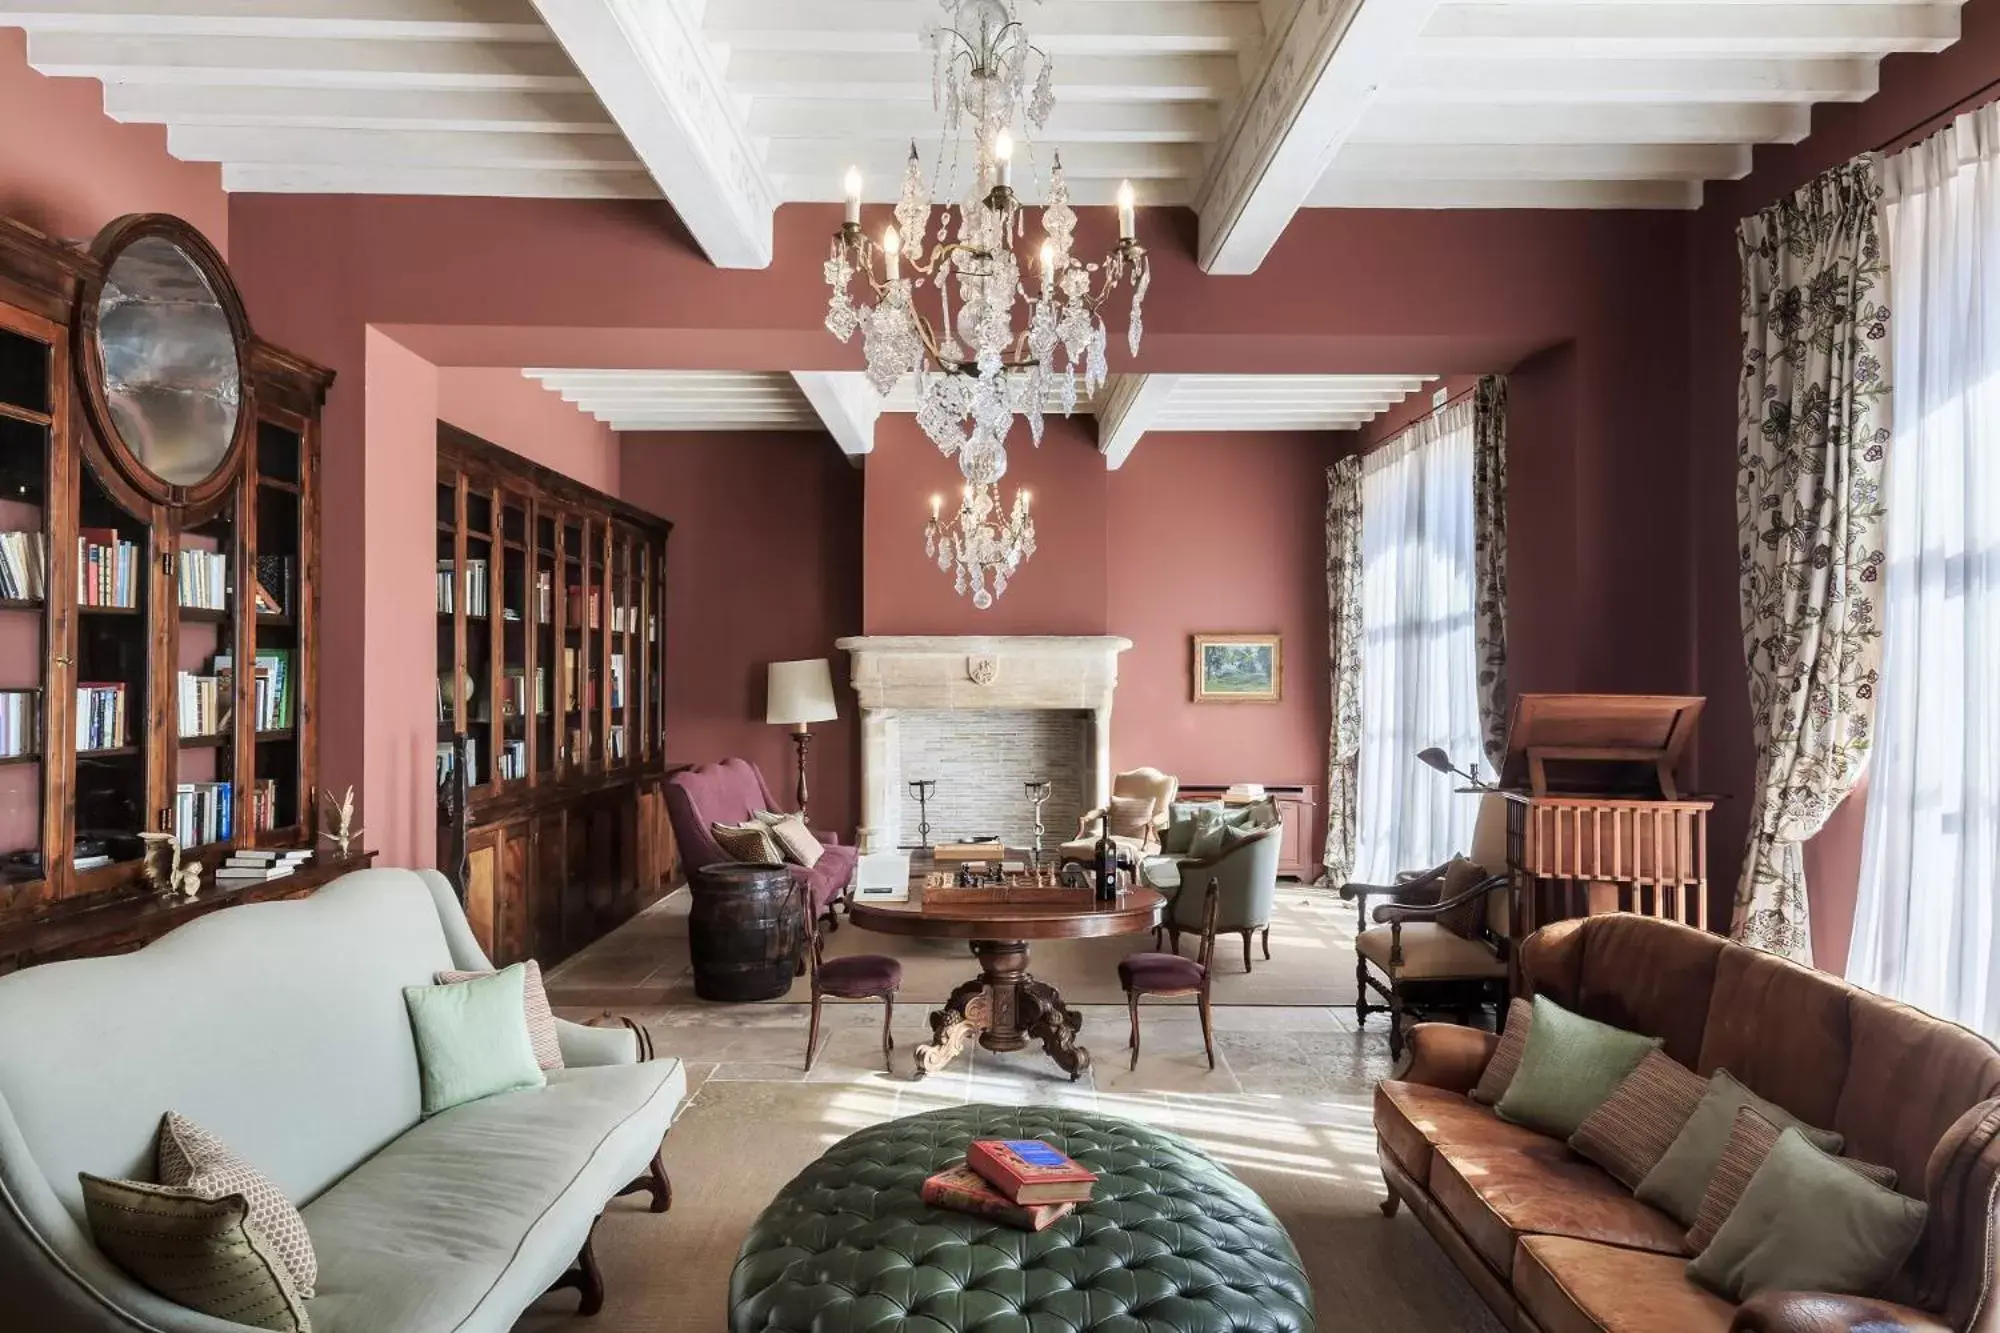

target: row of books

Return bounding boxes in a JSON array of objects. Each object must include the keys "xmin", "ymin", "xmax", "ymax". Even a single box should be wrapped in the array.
[
  {"xmin": 174, "ymin": 780, "xmax": 232, "ymax": 849},
  {"xmin": 497, "ymin": 739, "xmax": 527, "ymax": 781},
  {"xmin": 0, "ymin": 690, "xmax": 34, "ymax": 758},
  {"xmin": 76, "ymin": 682, "xmax": 127, "ymax": 751},
  {"xmin": 0, "ymin": 531, "xmax": 46, "ymax": 601},
  {"xmin": 215, "ymin": 650, "xmax": 293, "ymax": 732},
  {"xmin": 437, "ymin": 558, "xmax": 490, "ymax": 616},
  {"xmin": 436, "ymin": 738, "xmax": 479, "ymax": 786},
  {"xmin": 178, "ymin": 549, "xmax": 229, "ymax": 611},
  {"xmin": 536, "ymin": 572, "xmax": 553, "ymax": 624},
  {"xmin": 177, "ymin": 670, "xmax": 229, "ymax": 738},
  {"xmin": 216, "ymin": 847, "xmax": 310, "ymax": 882},
  {"xmin": 249, "ymin": 778, "xmax": 281, "ymax": 833},
  {"xmin": 566, "ymin": 586, "xmax": 600, "ymax": 630},
  {"xmin": 499, "ymin": 668, "xmax": 553, "ymax": 718},
  {"xmin": 920, "ymin": 1139, "xmax": 1098, "ymax": 1232},
  {"xmin": 607, "ymin": 724, "xmax": 626, "ymax": 761},
  {"xmin": 79, "ymin": 529, "xmax": 138, "ymax": 608}
]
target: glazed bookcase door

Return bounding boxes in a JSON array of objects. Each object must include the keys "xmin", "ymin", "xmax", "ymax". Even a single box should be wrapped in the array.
[
  {"xmin": 498, "ymin": 490, "xmax": 528, "ymax": 787},
  {"xmin": 170, "ymin": 481, "xmax": 240, "ymax": 853},
  {"xmin": 533, "ymin": 505, "xmax": 556, "ymax": 780},
  {"xmin": 250, "ymin": 412, "xmax": 307, "ymax": 841},
  {"xmin": 72, "ymin": 447, "xmax": 153, "ymax": 893}
]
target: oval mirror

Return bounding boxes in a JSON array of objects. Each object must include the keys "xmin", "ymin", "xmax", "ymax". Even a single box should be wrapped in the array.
[{"xmin": 94, "ymin": 233, "xmax": 242, "ymax": 487}]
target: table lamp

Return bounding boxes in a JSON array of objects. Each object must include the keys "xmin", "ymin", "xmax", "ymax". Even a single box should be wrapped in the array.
[{"xmin": 767, "ymin": 658, "xmax": 838, "ymax": 820}]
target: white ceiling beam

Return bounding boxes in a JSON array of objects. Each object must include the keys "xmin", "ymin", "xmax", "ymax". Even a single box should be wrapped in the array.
[
  {"xmin": 1097, "ymin": 374, "xmax": 1180, "ymax": 470},
  {"xmin": 705, "ymin": 1, "xmax": 1261, "ymax": 55},
  {"xmin": 748, "ymin": 98, "xmax": 1220, "ymax": 145},
  {"xmin": 781, "ymin": 175, "xmax": 1183, "ymax": 206},
  {"xmin": 1348, "ymin": 100, "xmax": 1813, "ymax": 146},
  {"xmin": 532, "ymin": 0, "xmax": 778, "ymax": 269},
  {"xmin": 169, "ymin": 125, "xmax": 644, "ymax": 170},
  {"xmin": 0, "ymin": 0, "xmax": 551, "ymax": 41},
  {"xmin": 102, "ymin": 84, "xmax": 618, "ymax": 134},
  {"xmin": 1309, "ymin": 175, "xmax": 1703, "ymax": 208},
  {"xmin": 23, "ymin": 30, "xmax": 585, "ymax": 88},
  {"xmin": 726, "ymin": 52, "xmax": 1239, "ymax": 102},
  {"xmin": 1420, "ymin": 4, "xmax": 1960, "ymax": 58},
  {"xmin": 221, "ymin": 164, "xmax": 657, "ymax": 197},
  {"xmin": 1195, "ymin": 0, "xmax": 1446, "ymax": 277},
  {"xmin": 791, "ymin": 371, "xmax": 882, "ymax": 459},
  {"xmin": 1385, "ymin": 54, "xmax": 1880, "ymax": 104},
  {"xmin": 1330, "ymin": 141, "xmax": 1752, "ymax": 181},
  {"xmin": 764, "ymin": 140, "xmax": 1198, "ymax": 186},
  {"xmin": 607, "ymin": 419, "xmax": 820, "ymax": 431}
]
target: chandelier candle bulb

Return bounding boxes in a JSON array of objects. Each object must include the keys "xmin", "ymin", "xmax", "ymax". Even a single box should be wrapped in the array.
[
  {"xmin": 883, "ymin": 224, "xmax": 902, "ymax": 280},
  {"xmin": 1117, "ymin": 181, "xmax": 1136, "ymax": 241},
  {"xmin": 995, "ymin": 129, "xmax": 1014, "ymax": 189},
  {"xmin": 844, "ymin": 167, "xmax": 862, "ymax": 225},
  {"xmin": 1039, "ymin": 240, "xmax": 1055, "ymax": 294}
]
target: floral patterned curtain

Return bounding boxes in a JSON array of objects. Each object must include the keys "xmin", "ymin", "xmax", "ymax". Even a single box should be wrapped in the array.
[
  {"xmin": 1322, "ymin": 455, "xmax": 1364, "ymax": 883},
  {"xmin": 1472, "ymin": 376, "xmax": 1510, "ymax": 772},
  {"xmin": 1733, "ymin": 157, "xmax": 1892, "ymax": 964}
]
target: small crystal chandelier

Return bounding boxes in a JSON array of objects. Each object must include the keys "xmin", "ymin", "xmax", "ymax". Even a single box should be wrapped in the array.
[
  {"xmin": 822, "ymin": 0, "xmax": 1146, "ymax": 606},
  {"xmin": 925, "ymin": 484, "xmax": 1036, "ymax": 610}
]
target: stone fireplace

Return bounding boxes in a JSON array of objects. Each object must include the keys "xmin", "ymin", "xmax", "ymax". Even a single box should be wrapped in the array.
[{"xmin": 834, "ymin": 635, "xmax": 1132, "ymax": 854}]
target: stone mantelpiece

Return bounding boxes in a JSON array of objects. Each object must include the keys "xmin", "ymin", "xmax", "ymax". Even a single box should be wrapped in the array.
[{"xmin": 835, "ymin": 635, "xmax": 1132, "ymax": 853}]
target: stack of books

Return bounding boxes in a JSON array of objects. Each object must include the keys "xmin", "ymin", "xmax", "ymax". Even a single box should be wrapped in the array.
[
  {"xmin": 177, "ymin": 548, "xmax": 229, "ymax": 610},
  {"xmin": 176, "ymin": 669, "xmax": 229, "ymax": 737},
  {"xmin": 174, "ymin": 780, "xmax": 232, "ymax": 848},
  {"xmin": 498, "ymin": 739, "xmax": 526, "ymax": 780},
  {"xmin": 77, "ymin": 528, "xmax": 137, "ymax": 608},
  {"xmin": 75, "ymin": 682, "xmax": 126, "ymax": 750},
  {"xmin": 0, "ymin": 530, "xmax": 46, "ymax": 600},
  {"xmin": 216, "ymin": 848, "xmax": 313, "ymax": 882},
  {"xmin": 920, "ymin": 1138, "xmax": 1097, "ymax": 1232},
  {"xmin": 250, "ymin": 778, "xmax": 280, "ymax": 831}
]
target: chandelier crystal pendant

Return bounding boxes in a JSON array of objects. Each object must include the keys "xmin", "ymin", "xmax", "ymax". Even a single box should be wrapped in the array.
[{"xmin": 925, "ymin": 484, "xmax": 1036, "ymax": 611}]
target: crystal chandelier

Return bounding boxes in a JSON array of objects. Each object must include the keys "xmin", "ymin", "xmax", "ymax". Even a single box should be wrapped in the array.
[
  {"xmin": 926, "ymin": 483, "xmax": 1036, "ymax": 610},
  {"xmin": 821, "ymin": 0, "xmax": 1147, "ymax": 606}
]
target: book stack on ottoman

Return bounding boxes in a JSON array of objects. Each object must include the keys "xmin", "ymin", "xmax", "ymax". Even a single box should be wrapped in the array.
[{"xmin": 921, "ymin": 1137, "xmax": 1098, "ymax": 1231}]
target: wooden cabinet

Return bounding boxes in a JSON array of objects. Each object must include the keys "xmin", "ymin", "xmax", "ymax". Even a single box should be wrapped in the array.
[
  {"xmin": 436, "ymin": 425, "xmax": 671, "ymax": 967},
  {"xmin": 1176, "ymin": 784, "xmax": 1318, "ymax": 881},
  {"xmin": 0, "ymin": 212, "xmax": 337, "ymax": 965}
]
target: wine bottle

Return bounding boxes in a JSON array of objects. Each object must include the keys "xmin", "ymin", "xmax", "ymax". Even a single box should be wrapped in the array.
[{"xmin": 1095, "ymin": 826, "xmax": 1117, "ymax": 903}]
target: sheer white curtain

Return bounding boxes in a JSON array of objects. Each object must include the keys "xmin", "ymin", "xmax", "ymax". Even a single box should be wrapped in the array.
[
  {"xmin": 1353, "ymin": 399, "xmax": 1488, "ymax": 884},
  {"xmin": 1849, "ymin": 106, "xmax": 2000, "ymax": 1030}
]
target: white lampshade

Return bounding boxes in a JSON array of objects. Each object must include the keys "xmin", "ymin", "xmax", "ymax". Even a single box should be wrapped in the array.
[{"xmin": 767, "ymin": 658, "xmax": 837, "ymax": 727}]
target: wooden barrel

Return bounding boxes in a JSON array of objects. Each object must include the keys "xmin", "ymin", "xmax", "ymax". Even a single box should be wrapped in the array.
[{"xmin": 687, "ymin": 862, "xmax": 802, "ymax": 1002}]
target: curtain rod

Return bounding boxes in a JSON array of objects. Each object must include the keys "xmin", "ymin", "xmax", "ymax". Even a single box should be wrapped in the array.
[{"xmin": 1874, "ymin": 72, "xmax": 2000, "ymax": 157}]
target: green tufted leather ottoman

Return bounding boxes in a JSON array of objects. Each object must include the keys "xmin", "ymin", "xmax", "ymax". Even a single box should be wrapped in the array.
[{"xmin": 729, "ymin": 1104, "xmax": 1316, "ymax": 1333}]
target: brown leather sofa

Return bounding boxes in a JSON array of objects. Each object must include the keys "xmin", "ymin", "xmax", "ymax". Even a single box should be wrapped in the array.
[{"xmin": 1374, "ymin": 913, "xmax": 2000, "ymax": 1333}]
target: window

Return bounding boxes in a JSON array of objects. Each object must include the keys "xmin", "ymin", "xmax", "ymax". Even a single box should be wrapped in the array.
[{"xmin": 1352, "ymin": 398, "xmax": 1488, "ymax": 883}]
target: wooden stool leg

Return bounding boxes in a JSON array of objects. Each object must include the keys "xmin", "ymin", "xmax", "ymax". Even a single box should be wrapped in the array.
[
  {"xmin": 1197, "ymin": 991, "xmax": 1216, "ymax": 1070},
  {"xmin": 806, "ymin": 992, "xmax": 823, "ymax": 1072},
  {"xmin": 1261, "ymin": 926, "xmax": 1271, "ymax": 961},
  {"xmin": 1126, "ymin": 991, "xmax": 1141, "ymax": 1070},
  {"xmin": 881, "ymin": 995, "xmax": 896, "ymax": 1071},
  {"xmin": 1241, "ymin": 929, "xmax": 1254, "ymax": 973}
]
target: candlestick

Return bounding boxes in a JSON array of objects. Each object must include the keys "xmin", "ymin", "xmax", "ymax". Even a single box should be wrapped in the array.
[
  {"xmin": 843, "ymin": 166, "xmax": 862, "ymax": 225},
  {"xmin": 930, "ymin": 493, "xmax": 941, "ymax": 519},
  {"xmin": 1117, "ymin": 180, "xmax": 1135, "ymax": 241}
]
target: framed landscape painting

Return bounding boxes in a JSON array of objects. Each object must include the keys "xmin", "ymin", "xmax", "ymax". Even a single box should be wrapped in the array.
[{"xmin": 1193, "ymin": 634, "xmax": 1282, "ymax": 702}]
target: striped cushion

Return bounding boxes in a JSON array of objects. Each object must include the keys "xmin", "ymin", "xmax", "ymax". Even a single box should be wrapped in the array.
[
  {"xmin": 436, "ymin": 958, "xmax": 563, "ymax": 1071},
  {"xmin": 156, "ymin": 1113, "xmax": 316, "ymax": 1301},
  {"xmin": 81, "ymin": 1175, "xmax": 310, "ymax": 1332},
  {"xmin": 1471, "ymin": 996, "xmax": 1533, "ymax": 1105},
  {"xmin": 1569, "ymin": 1050, "xmax": 1708, "ymax": 1188},
  {"xmin": 1686, "ymin": 1106, "xmax": 1900, "ymax": 1253},
  {"xmin": 712, "ymin": 820, "xmax": 785, "ymax": 866},
  {"xmin": 766, "ymin": 813, "xmax": 824, "ymax": 869},
  {"xmin": 1107, "ymin": 795, "xmax": 1157, "ymax": 840}
]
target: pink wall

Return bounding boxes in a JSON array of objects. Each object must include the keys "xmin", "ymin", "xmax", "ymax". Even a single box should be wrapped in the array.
[
  {"xmin": 1691, "ymin": 0, "xmax": 2000, "ymax": 970},
  {"xmin": 0, "ymin": 29, "xmax": 225, "ymax": 249},
  {"xmin": 617, "ymin": 430, "xmax": 863, "ymax": 836},
  {"xmin": 436, "ymin": 370, "xmax": 619, "ymax": 495}
]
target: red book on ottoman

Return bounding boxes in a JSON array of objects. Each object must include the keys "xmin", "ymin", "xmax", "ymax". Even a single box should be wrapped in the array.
[
  {"xmin": 966, "ymin": 1139, "xmax": 1097, "ymax": 1204},
  {"xmin": 920, "ymin": 1165, "xmax": 1076, "ymax": 1231}
]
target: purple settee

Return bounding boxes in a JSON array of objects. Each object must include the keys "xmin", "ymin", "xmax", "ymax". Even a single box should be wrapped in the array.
[{"xmin": 664, "ymin": 758, "xmax": 858, "ymax": 921}]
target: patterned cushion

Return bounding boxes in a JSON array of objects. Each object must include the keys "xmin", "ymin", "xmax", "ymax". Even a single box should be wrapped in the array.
[
  {"xmin": 1569, "ymin": 1050, "xmax": 1709, "ymax": 1189},
  {"xmin": 1471, "ymin": 996, "xmax": 1532, "ymax": 1105},
  {"xmin": 81, "ymin": 1174, "xmax": 310, "ymax": 1332},
  {"xmin": 1106, "ymin": 795, "xmax": 1157, "ymax": 840},
  {"xmin": 156, "ymin": 1112, "xmax": 316, "ymax": 1300},
  {"xmin": 436, "ymin": 958, "xmax": 563, "ymax": 1071},
  {"xmin": 1686, "ymin": 1106, "xmax": 1899, "ymax": 1253},
  {"xmin": 767, "ymin": 813, "xmax": 825, "ymax": 869},
  {"xmin": 712, "ymin": 820, "xmax": 785, "ymax": 866},
  {"xmin": 1435, "ymin": 857, "xmax": 1491, "ymax": 940}
]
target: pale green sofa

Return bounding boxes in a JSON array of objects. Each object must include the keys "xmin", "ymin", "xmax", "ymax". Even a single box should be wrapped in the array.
[{"xmin": 0, "ymin": 867, "xmax": 686, "ymax": 1332}]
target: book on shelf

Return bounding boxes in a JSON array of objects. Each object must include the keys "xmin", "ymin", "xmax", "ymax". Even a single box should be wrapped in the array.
[
  {"xmin": 965, "ymin": 1140, "xmax": 1098, "ymax": 1205},
  {"xmin": 436, "ymin": 737, "xmax": 479, "ymax": 784},
  {"xmin": 74, "ymin": 682, "xmax": 127, "ymax": 750},
  {"xmin": 436, "ymin": 559, "xmax": 455, "ymax": 614},
  {"xmin": 919, "ymin": 1164, "xmax": 1077, "ymax": 1232},
  {"xmin": 251, "ymin": 778, "xmax": 279, "ymax": 831},
  {"xmin": 0, "ymin": 530, "xmax": 46, "ymax": 601},
  {"xmin": 255, "ymin": 554, "xmax": 292, "ymax": 616},
  {"xmin": 607, "ymin": 724, "xmax": 626, "ymax": 761},
  {"xmin": 0, "ymin": 690, "xmax": 36, "ymax": 758},
  {"xmin": 502, "ymin": 670, "xmax": 526, "ymax": 718},
  {"xmin": 534, "ymin": 666, "xmax": 548, "ymax": 715},
  {"xmin": 226, "ymin": 848, "xmax": 311, "ymax": 868},
  {"xmin": 174, "ymin": 780, "xmax": 232, "ymax": 849},
  {"xmin": 213, "ymin": 864, "xmax": 295, "ymax": 882},
  {"xmin": 563, "ymin": 648, "xmax": 578, "ymax": 709},
  {"xmin": 212, "ymin": 651, "xmax": 292, "ymax": 732},
  {"xmin": 536, "ymin": 571, "xmax": 552, "ymax": 624},
  {"xmin": 609, "ymin": 653, "xmax": 625, "ymax": 710},
  {"xmin": 76, "ymin": 528, "xmax": 138, "ymax": 608},
  {"xmin": 175, "ymin": 669, "xmax": 231, "ymax": 738},
  {"xmin": 498, "ymin": 739, "xmax": 526, "ymax": 781},
  {"xmin": 72, "ymin": 853, "xmax": 111, "ymax": 871},
  {"xmin": 176, "ymin": 548, "xmax": 229, "ymax": 611},
  {"xmin": 565, "ymin": 586, "xmax": 601, "ymax": 629}
]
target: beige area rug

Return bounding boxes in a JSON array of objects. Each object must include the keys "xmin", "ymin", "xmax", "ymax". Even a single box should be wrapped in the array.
[
  {"xmin": 546, "ymin": 885, "xmax": 1360, "ymax": 1010},
  {"xmin": 514, "ymin": 1000, "xmax": 1501, "ymax": 1333}
]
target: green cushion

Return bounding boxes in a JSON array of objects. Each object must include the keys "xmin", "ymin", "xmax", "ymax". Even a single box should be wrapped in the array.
[
  {"xmin": 1635, "ymin": 1069, "xmax": 1843, "ymax": 1226},
  {"xmin": 1494, "ymin": 996, "xmax": 1662, "ymax": 1138},
  {"xmin": 1163, "ymin": 801, "xmax": 1222, "ymax": 855},
  {"xmin": 1186, "ymin": 807, "xmax": 1230, "ymax": 858},
  {"xmin": 403, "ymin": 963, "xmax": 545, "ymax": 1117},
  {"xmin": 81, "ymin": 1174, "xmax": 310, "ymax": 1332},
  {"xmin": 1220, "ymin": 822, "xmax": 1263, "ymax": 854},
  {"xmin": 1687, "ymin": 1126, "xmax": 1927, "ymax": 1301}
]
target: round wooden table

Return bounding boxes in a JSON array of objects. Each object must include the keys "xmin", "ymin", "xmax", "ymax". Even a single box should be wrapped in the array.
[{"xmin": 848, "ymin": 880, "xmax": 1165, "ymax": 1081}]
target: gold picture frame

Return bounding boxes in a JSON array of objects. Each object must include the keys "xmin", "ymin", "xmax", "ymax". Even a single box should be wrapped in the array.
[{"xmin": 1192, "ymin": 634, "xmax": 1282, "ymax": 702}]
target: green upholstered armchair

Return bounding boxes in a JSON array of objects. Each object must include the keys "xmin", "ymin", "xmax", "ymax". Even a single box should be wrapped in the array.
[{"xmin": 1160, "ymin": 824, "xmax": 1283, "ymax": 973}]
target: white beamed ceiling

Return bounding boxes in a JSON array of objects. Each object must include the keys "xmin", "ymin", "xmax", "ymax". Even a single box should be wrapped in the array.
[{"xmin": 523, "ymin": 369, "xmax": 818, "ymax": 431}]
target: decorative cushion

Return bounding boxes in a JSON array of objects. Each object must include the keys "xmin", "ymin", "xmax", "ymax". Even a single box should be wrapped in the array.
[
  {"xmin": 1494, "ymin": 995, "xmax": 1662, "ymax": 1139},
  {"xmin": 1186, "ymin": 807, "xmax": 1230, "ymax": 858},
  {"xmin": 712, "ymin": 820, "xmax": 785, "ymax": 866},
  {"xmin": 403, "ymin": 963, "xmax": 546, "ymax": 1117},
  {"xmin": 1569, "ymin": 1050, "xmax": 1709, "ymax": 1190},
  {"xmin": 766, "ymin": 813, "xmax": 824, "ymax": 869},
  {"xmin": 1687, "ymin": 1126, "xmax": 1928, "ymax": 1302},
  {"xmin": 81, "ymin": 1174, "xmax": 310, "ymax": 1332},
  {"xmin": 816, "ymin": 954, "xmax": 901, "ymax": 997},
  {"xmin": 1635, "ymin": 1068, "xmax": 1844, "ymax": 1227},
  {"xmin": 1162, "ymin": 801, "xmax": 1223, "ymax": 854},
  {"xmin": 157, "ymin": 1112, "xmax": 317, "ymax": 1299},
  {"xmin": 1686, "ymin": 1107, "xmax": 1899, "ymax": 1253},
  {"xmin": 1219, "ymin": 822, "xmax": 1265, "ymax": 854},
  {"xmin": 1356, "ymin": 923, "xmax": 1508, "ymax": 981},
  {"xmin": 1435, "ymin": 856, "xmax": 1492, "ymax": 940},
  {"xmin": 1472, "ymin": 996, "xmax": 1532, "ymax": 1105},
  {"xmin": 1106, "ymin": 794, "xmax": 1157, "ymax": 840},
  {"xmin": 1225, "ymin": 799, "xmax": 1278, "ymax": 830},
  {"xmin": 1118, "ymin": 952, "xmax": 1207, "ymax": 991},
  {"xmin": 436, "ymin": 958, "xmax": 563, "ymax": 1071}
]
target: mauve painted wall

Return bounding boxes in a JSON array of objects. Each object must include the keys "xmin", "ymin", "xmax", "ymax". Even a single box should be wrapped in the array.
[
  {"xmin": 436, "ymin": 369, "xmax": 619, "ymax": 496},
  {"xmin": 1691, "ymin": 0, "xmax": 2000, "ymax": 970},
  {"xmin": 617, "ymin": 430, "xmax": 863, "ymax": 837}
]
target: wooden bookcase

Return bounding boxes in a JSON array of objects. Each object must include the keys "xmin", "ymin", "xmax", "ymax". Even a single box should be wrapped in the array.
[
  {"xmin": 0, "ymin": 212, "xmax": 345, "ymax": 973},
  {"xmin": 435, "ymin": 424, "xmax": 675, "ymax": 967}
]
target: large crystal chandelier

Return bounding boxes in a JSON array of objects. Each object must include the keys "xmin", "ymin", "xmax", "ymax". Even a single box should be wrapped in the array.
[
  {"xmin": 926, "ymin": 484, "xmax": 1036, "ymax": 609},
  {"xmin": 822, "ymin": 0, "xmax": 1147, "ymax": 605}
]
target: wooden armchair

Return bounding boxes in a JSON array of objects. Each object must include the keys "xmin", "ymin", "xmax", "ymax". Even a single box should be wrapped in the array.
[
  {"xmin": 1058, "ymin": 767, "xmax": 1178, "ymax": 863},
  {"xmin": 1337, "ymin": 794, "xmax": 1512, "ymax": 1058}
]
